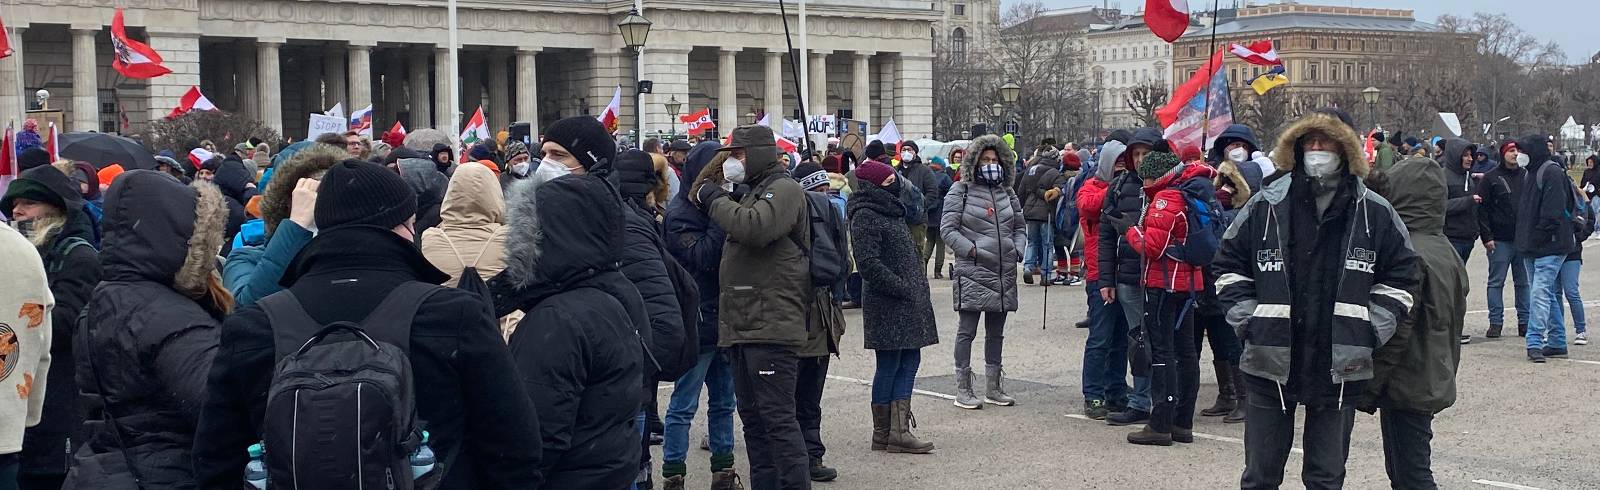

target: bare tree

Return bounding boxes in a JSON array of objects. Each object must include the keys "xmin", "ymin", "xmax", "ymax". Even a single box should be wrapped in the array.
[
  {"xmin": 1238, "ymin": 88, "xmax": 1303, "ymax": 147},
  {"xmin": 132, "ymin": 110, "xmax": 284, "ymax": 158},
  {"xmin": 1124, "ymin": 81, "xmax": 1168, "ymax": 128},
  {"xmin": 989, "ymin": 1, "xmax": 1095, "ymax": 149},
  {"xmin": 931, "ymin": 36, "xmax": 992, "ymax": 140}
]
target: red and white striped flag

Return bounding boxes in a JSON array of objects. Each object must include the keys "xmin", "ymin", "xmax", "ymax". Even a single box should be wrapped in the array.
[
  {"xmin": 110, "ymin": 8, "xmax": 171, "ymax": 79},
  {"xmin": 0, "ymin": 122, "xmax": 15, "ymax": 198},
  {"xmin": 1145, "ymin": 0, "xmax": 1190, "ymax": 43},
  {"xmin": 679, "ymin": 107, "xmax": 715, "ymax": 135},
  {"xmin": 43, "ymin": 122, "xmax": 58, "ymax": 162},
  {"xmin": 188, "ymin": 147, "xmax": 215, "ymax": 170},
  {"xmin": 1229, "ymin": 40, "xmax": 1281, "ymax": 66},
  {"xmin": 167, "ymin": 86, "xmax": 217, "ymax": 119},
  {"xmin": 597, "ymin": 86, "xmax": 622, "ymax": 134}
]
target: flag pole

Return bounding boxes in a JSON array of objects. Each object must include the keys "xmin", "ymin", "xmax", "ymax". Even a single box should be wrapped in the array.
[
  {"xmin": 779, "ymin": 0, "xmax": 812, "ymax": 153},
  {"xmin": 1199, "ymin": 0, "xmax": 1222, "ymax": 152},
  {"xmin": 448, "ymin": 0, "xmax": 461, "ymax": 152}
]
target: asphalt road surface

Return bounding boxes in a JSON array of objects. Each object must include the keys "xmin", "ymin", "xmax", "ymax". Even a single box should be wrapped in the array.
[{"xmin": 654, "ymin": 240, "xmax": 1600, "ymax": 490}]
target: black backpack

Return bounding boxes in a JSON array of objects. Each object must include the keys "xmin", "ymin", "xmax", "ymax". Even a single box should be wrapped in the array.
[
  {"xmin": 795, "ymin": 192, "xmax": 850, "ymax": 288},
  {"xmin": 436, "ymin": 232, "xmax": 496, "ymax": 311},
  {"xmin": 257, "ymin": 283, "xmax": 442, "ymax": 490},
  {"xmin": 653, "ymin": 247, "xmax": 701, "ymax": 381}
]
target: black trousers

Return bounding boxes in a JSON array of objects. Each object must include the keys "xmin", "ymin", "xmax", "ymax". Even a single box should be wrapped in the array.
[
  {"xmin": 796, "ymin": 356, "xmax": 830, "ymax": 465},
  {"xmin": 1241, "ymin": 381, "xmax": 1356, "ymax": 490},
  {"xmin": 1380, "ymin": 409, "xmax": 1437, "ymax": 490},
  {"xmin": 1141, "ymin": 289, "xmax": 1199, "ymax": 433},
  {"xmin": 731, "ymin": 344, "xmax": 811, "ymax": 490}
]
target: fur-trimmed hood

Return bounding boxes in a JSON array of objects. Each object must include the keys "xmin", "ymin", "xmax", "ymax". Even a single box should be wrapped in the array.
[
  {"xmin": 100, "ymin": 170, "xmax": 228, "ymax": 298},
  {"xmin": 959, "ymin": 134, "xmax": 1018, "ymax": 186},
  {"xmin": 259, "ymin": 143, "xmax": 345, "ymax": 236},
  {"xmin": 1270, "ymin": 113, "xmax": 1370, "ymax": 178},
  {"xmin": 498, "ymin": 174, "xmax": 625, "ymax": 290},
  {"xmin": 1215, "ymin": 159, "xmax": 1255, "ymax": 208}
]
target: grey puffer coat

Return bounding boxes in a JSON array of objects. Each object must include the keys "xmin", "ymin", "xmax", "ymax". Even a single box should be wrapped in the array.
[{"xmin": 940, "ymin": 134, "xmax": 1026, "ymax": 313}]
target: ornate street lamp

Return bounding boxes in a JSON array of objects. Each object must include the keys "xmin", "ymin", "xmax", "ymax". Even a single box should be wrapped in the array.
[
  {"xmin": 619, "ymin": 9, "xmax": 652, "ymax": 148},
  {"xmin": 1362, "ymin": 86, "xmax": 1381, "ymax": 130},
  {"xmin": 999, "ymin": 82, "xmax": 1022, "ymax": 104},
  {"xmin": 989, "ymin": 102, "xmax": 1004, "ymax": 135},
  {"xmin": 664, "ymin": 96, "xmax": 682, "ymax": 138}
]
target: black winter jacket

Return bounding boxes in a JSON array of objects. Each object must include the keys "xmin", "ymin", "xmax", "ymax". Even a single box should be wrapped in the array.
[
  {"xmin": 1437, "ymin": 139, "xmax": 1481, "ymax": 243},
  {"xmin": 66, "ymin": 171, "xmax": 229, "ymax": 489},
  {"xmin": 1098, "ymin": 169, "xmax": 1146, "ymax": 286},
  {"xmin": 899, "ymin": 157, "xmax": 941, "ymax": 223},
  {"xmin": 194, "ymin": 227, "xmax": 544, "ymax": 490},
  {"xmin": 1019, "ymin": 159, "xmax": 1065, "ymax": 222},
  {"xmin": 664, "ymin": 142, "xmax": 727, "ymax": 350},
  {"xmin": 1515, "ymin": 134, "xmax": 1578, "ymax": 258},
  {"xmin": 848, "ymin": 184, "xmax": 939, "ymax": 351},
  {"xmin": 1476, "ymin": 164, "xmax": 1525, "ymax": 244},
  {"xmin": 19, "ymin": 193, "xmax": 99, "ymax": 476},
  {"xmin": 620, "ymin": 200, "xmax": 682, "ymax": 381}
]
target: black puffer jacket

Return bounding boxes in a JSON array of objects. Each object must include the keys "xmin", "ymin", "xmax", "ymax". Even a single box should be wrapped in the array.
[
  {"xmin": 1476, "ymin": 163, "xmax": 1525, "ymax": 244},
  {"xmin": 615, "ymin": 151, "xmax": 684, "ymax": 382},
  {"xmin": 1018, "ymin": 157, "xmax": 1065, "ymax": 222},
  {"xmin": 848, "ymin": 183, "xmax": 939, "ymax": 351},
  {"xmin": 66, "ymin": 171, "xmax": 229, "ymax": 489},
  {"xmin": 899, "ymin": 156, "xmax": 941, "ymax": 223},
  {"xmin": 664, "ymin": 142, "xmax": 727, "ymax": 351},
  {"xmin": 1514, "ymin": 134, "xmax": 1578, "ymax": 258},
  {"xmin": 491, "ymin": 175, "xmax": 646, "ymax": 490},
  {"xmin": 1097, "ymin": 127, "xmax": 1162, "ymax": 286},
  {"xmin": 400, "ymin": 157, "xmax": 450, "ymax": 241},
  {"xmin": 1437, "ymin": 138, "xmax": 1481, "ymax": 243},
  {"xmin": 195, "ymin": 225, "xmax": 544, "ymax": 490},
  {"xmin": 210, "ymin": 159, "xmax": 256, "ymax": 253}
]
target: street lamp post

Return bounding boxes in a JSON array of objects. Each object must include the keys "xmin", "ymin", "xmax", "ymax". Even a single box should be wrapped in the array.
[
  {"xmin": 1362, "ymin": 86, "xmax": 1381, "ymax": 131},
  {"xmin": 618, "ymin": 9, "xmax": 652, "ymax": 148},
  {"xmin": 998, "ymin": 82, "xmax": 1021, "ymax": 136},
  {"xmin": 664, "ymin": 95, "xmax": 682, "ymax": 139},
  {"xmin": 989, "ymin": 102, "xmax": 1004, "ymax": 135}
]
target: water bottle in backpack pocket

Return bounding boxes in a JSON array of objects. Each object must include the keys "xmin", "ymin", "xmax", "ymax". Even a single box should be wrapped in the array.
[{"xmin": 244, "ymin": 442, "xmax": 268, "ymax": 489}]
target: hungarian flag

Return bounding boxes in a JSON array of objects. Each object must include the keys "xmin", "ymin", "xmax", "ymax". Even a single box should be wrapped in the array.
[
  {"xmin": 0, "ymin": 14, "xmax": 14, "ymax": 59},
  {"xmin": 459, "ymin": 106, "xmax": 488, "ymax": 160},
  {"xmin": 0, "ymin": 122, "xmax": 15, "ymax": 197},
  {"xmin": 597, "ymin": 86, "xmax": 622, "ymax": 134},
  {"xmin": 1145, "ymin": 0, "xmax": 1190, "ymax": 43},
  {"xmin": 1230, "ymin": 40, "xmax": 1282, "ymax": 66},
  {"xmin": 349, "ymin": 105, "xmax": 374, "ymax": 138},
  {"xmin": 1162, "ymin": 60, "xmax": 1233, "ymax": 155},
  {"xmin": 680, "ymin": 107, "xmax": 715, "ymax": 135},
  {"xmin": 166, "ymin": 86, "xmax": 217, "ymax": 119},
  {"xmin": 1158, "ymin": 47, "xmax": 1225, "ymax": 128},
  {"xmin": 110, "ymin": 8, "xmax": 171, "ymax": 79}
]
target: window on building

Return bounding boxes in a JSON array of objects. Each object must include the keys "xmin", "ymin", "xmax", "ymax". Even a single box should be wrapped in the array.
[
  {"xmin": 1188, "ymin": 46, "xmax": 1196, "ymax": 57},
  {"xmin": 101, "ymin": 120, "xmax": 118, "ymax": 134},
  {"xmin": 1308, "ymin": 62, "xmax": 1318, "ymax": 81},
  {"xmin": 1345, "ymin": 64, "xmax": 1353, "ymax": 82},
  {"xmin": 1331, "ymin": 63, "xmax": 1340, "ymax": 81},
  {"xmin": 1360, "ymin": 64, "xmax": 1369, "ymax": 81},
  {"xmin": 100, "ymin": 102, "xmax": 116, "ymax": 114},
  {"xmin": 1231, "ymin": 68, "xmax": 1238, "ymax": 82},
  {"xmin": 951, "ymin": 28, "xmax": 967, "ymax": 63},
  {"xmin": 1361, "ymin": 40, "xmax": 1367, "ymax": 51},
  {"xmin": 1252, "ymin": 66, "xmax": 1261, "ymax": 78},
  {"xmin": 954, "ymin": 3, "xmax": 966, "ymax": 15}
]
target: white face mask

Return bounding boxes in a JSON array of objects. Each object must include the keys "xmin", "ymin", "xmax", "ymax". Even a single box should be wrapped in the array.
[
  {"xmin": 900, "ymin": 151, "xmax": 915, "ymax": 162},
  {"xmin": 1228, "ymin": 147, "xmax": 1249, "ymax": 163},
  {"xmin": 1516, "ymin": 153, "xmax": 1531, "ymax": 168},
  {"xmin": 1303, "ymin": 150, "xmax": 1342, "ymax": 178},
  {"xmin": 533, "ymin": 157, "xmax": 574, "ymax": 183},
  {"xmin": 724, "ymin": 158, "xmax": 747, "ymax": 184},
  {"xmin": 510, "ymin": 161, "xmax": 531, "ymax": 176}
]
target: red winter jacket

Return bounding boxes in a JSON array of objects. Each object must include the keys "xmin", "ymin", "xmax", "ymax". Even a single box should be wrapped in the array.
[
  {"xmin": 1077, "ymin": 177, "xmax": 1110, "ymax": 283},
  {"xmin": 1123, "ymin": 164, "xmax": 1217, "ymax": 292}
]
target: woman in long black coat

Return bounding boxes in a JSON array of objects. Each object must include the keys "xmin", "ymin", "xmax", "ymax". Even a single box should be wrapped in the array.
[{"xmin": 847, "ymin": 161, "xmax": 937, "ymax": 455}]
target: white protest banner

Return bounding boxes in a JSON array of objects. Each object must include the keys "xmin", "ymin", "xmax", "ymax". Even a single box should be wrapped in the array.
[
  {"xmin": 308, "ymin": 113, "xmax": 348, "ymax": 140},
  {"xmin": 807, "ymin": 115, "xmax": 836, "ymax": 135}
]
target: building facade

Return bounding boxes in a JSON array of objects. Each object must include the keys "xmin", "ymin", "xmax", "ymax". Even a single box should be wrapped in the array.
[
  {"xmin": 1086, "ymin": 16, "xmax": 1188, "ymax": 130},
  {"xmin": 0, "ymin": 0, "xmax": 938, "ymax": 141},
  {"xmin": 932, "ymin": 0, "xmax": 998, "ymax": 66}
]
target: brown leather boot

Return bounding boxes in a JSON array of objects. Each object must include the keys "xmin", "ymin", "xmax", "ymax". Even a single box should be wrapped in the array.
[
  {"xmin": 1200, "ymin": 360, "xmax": 1236, "ymax": 416},
  {"xmin": 886, "ymin": 399, "xmax": 935, "ymax": 454},
  {"xmin": 871, "ymin": 404, "xmax": 891, "ymax": 451}
]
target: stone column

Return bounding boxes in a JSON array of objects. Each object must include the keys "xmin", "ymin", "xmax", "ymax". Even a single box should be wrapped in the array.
[
  {"xmin": 348, "ymin": 42, "xmax": 374, "ymax": 120},
  {"xmin": 70, "ymin": 25, "xmax": 99, "ymax": 132},
  {"xmin": 764, "ymin": 50, "xmax": 783, "ymax": 125},
  {"xmin": 0, "ymin": 25, "xmax": 25, "ymax": 121},
  {"xmin": 235, "ymin": 42, "xmax": 258, "ymax": 118},
  {"xmin": 461, "ymin": 51, "xmax": 483, "ymax": 119},
  {"xmin": 515, "ymin": 48, "xmax": 539, "ymax": 135},
  {"xmin": 433, "ymin": 47, "xmax": 452, "ymax": 131},
  {"xmin": 852, "ymin": 51, "xmax": 873, "ymax": 131},
  {"xmin": 896, "ymin": 53, "xmax": 933, "ymax": 137},
  {"xmin": 877, "ymin": 54, "xmax": 895, "ymax": 127},
  {"xmin": 808, "ymin": 50, "xmax": 829, "ymax": 119},
  {"xmin": 408, "ymin": 47, "xmax": 431, "ymax": 129},
  {"xmin": 589, "ymin": 49, "xmax": 625, "ymax": 118},
  {"xmin": 717, "ymin": 48, "xmax": 738, "ymax": 134},
  {"xmin": 143, "ymin": 31, "xmax": 202, "ymax": 127},
  {"xmin": 257, "ymin": 39, "xmax": 284, "ymax": 134},
  {"xmin": 487, "ymin": 50, "xmax": 510, "ymax": 133},
  {"xmin": 640, "ymin": 47, "xmax": 691, "ymax": 137},
  {"xmin": 383, "ymin": 49, "xmax": 405, "ymax": 127},
  {"xmin": 323, "ymin": 45, "xmax": 346, "ymax": 109}
]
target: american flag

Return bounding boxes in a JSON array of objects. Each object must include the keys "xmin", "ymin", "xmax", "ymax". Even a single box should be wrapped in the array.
[{"xmin": 1163, "ymin": 67, "xmax": 1233, "ymax": 154}]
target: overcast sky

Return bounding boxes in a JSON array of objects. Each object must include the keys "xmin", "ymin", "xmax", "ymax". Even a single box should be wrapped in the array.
[{"xmin": 1019, "ymin": 0, "xmax": 1597, "ymax": 63}]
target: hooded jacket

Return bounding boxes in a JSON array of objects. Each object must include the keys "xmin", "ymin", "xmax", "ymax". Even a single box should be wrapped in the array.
[
  {"xmin": 1436, "ymin": 138, "xmax": 1482, "ymax": 243},
  {"xmin": 1018, "ymin": 153, "xmax": 1066, "ymax": 222},
  {"xmin": 1476, "ymin": 160, "xmax": 1525, "ymax": 245},
  {"xmin": 1514, "ymin": 134, "xmax": 1578, "ymax": 258},
  {"xmin": 1207, "ymin": 124, "xmax": 1265, "ymax": 193},
  {"xmin": 1124, "ymin": 162, "xmax": 1218, "ymax": 292},
  {"xmin": 222, "ymin": 144, "xmax": 343, "ymax": 308},
  {"xmin": 67, "ymin": 171, "xmax": 228, "ymax": 489},
  {"xmin": 490, "ymin": 175, "xmax": 645, "ymax": 490},
  {"xmin": 664, "ymin": 142, "xmax": 728, "ymax": 350},
  {"xmin": 704, "ymin": 141, "xmax": 811, "ymax": 348},
  {"xmin": 1098, "ymin": 128, "xmax": 1163, "ymax": 286},
  {"xmin": 940, "ymin": 134, "xmax": 1027, "ymax": 312},
  {"xmin": 1075, "ymin": 141, "xmax": 1126, "ymax": 285},
  {"xmin": 1361, "ymin": 158, "xmax": 1468, "ymax": 415},
  {"xmin": 1214, "ymin": 113, "xmax": 1419, "ymax": 408},
  {"xmin": 612, "ymin": 157, "xmax": 685, "ymax": 382},
  {"xmin": 399, "ymin": 157, "xmax": 451, "ymax": 240},
  {"xmin": 196, "ymin": 224, "xmax": 543, "ymax": 490},
  {"xmin": 422, "ymin": 163, "xmax": 508, "ymax": 284},
  {"xmin": 898, "ymin": 154, "xmax": 941, "ymax": 224},
  {"xmin": 850, "ymin": 182, "xmax": 940, "ymax": 350},
  {"xmin": 0, "ymin": 224, "xmax": 50, "ymax": 464},
  {"xmin": 4, "ymin": 165, "xmax": 100, "ymax": 476},
  {"xmin": 210, "ymin": 159, "xmax": 256, "ymax": 252},
  {"xmin": 1581, "ymin": 155, "xmax": 1599, "ymax": 196}
]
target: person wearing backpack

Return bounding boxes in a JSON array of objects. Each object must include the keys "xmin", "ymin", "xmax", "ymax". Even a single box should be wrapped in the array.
[
  {"xmin": 1118, "ymin": 150, "xmax": 1218, "ymax": 446},
  {"xmin": 1017, "ymin": 145, "xmax": 1065, "ymax": 285},
  {"xmin": 421, "ymin": 162, "xmax": 521, "ymax": 338},
  {"xmin": 1097, "ymin": 128, "xmax": 1163, "ymax": 427},
  {"xmin": 195, "ymin": 161, "xmax": 543, "ymax": 490},
  {"xmin": 1549, "ymin": 181, "xmax": 1592, "ymax": 347},
  {"xmin": 0, "ymin": 223, "xmax": 53, "ymax": 490},
  {"xmin": 69, "ymin": 171, "xmax": 232, "ymax": 489},
  {"xmin": 850, "ymin": 161, "xmax": 938, "ymax": 455},
  {"xmin": 2, "ymin": 163, "xmax": 99, "ymax": 490},
  {"xmin": 939, "ymin": 135, "xmax": 1026, "ymax": 410},
  {"xmin": 791, "ymin": 161, "xmax": 849, "ymax": 482},
  {"xmin": 1515, "ymin": 134, "xmax": 1581, "ymax": 362},
  {"xmin": 895, "ymin": 141, "xmax": 940, "ymax": 268}
]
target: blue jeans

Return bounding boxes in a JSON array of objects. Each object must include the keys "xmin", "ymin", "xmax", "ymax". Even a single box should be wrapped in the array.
[
  {"xmin": 1024, "ymin": 220, "xmax": 1054, "ymax": 277},
  {"xmin": 1486, "ymin": 242, "xmax": 1530, "ymax": 327},
  {"xmin": 872, "ymin": 349, "xmax": 921, "ymax": 404},
  {"xmin": 1082, "ymin": 282, "xmax": 1131, "ymax": 403},
  {"xmin": 1115, "ymin": 282, "xmax": 1154, "ymax": 412},
  {"xmin": 663, "ymin": 351, "xmax": 737, "ymax": 465},
  {"xmin": 1552, "ymin": 259, "xmax": 1586, "ymax": 336},
  {"xmin": 1450, "ymin": 239, "xmax": 1474, "ymax": 263},
  {"xmin": 1526, "ymin": 255, "xmax": 1567, "ymax": 349}
]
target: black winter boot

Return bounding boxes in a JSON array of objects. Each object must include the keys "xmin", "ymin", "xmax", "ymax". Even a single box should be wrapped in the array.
[{"xmin": 1199, "ymin": 360, "xmax": 1235, "ymax": 416}]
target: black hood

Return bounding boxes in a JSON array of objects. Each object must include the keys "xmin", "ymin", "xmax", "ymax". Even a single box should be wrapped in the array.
[
  {"xmin": 99, "ymin": 170, "xmax": 229, "ymax": 296},
  {"xmin": 1518, "ymin": 134, "xmax": 1553, "ymax": 168},
  {"xmin": 1438, "ymin": 138, "xmax": 1476, "ymax": 175},
  {"xmin": 278, "ymin": 226, "xmax": 449, "ymax": 288},
  {"xmin": 1129, "ymin": 127, "xmax": 1165, "ymax": 152},
  {"xmin": 499, "ymin": 174, "xmax": 625, "ymax": 290},
  {"xmin": 671, "ymin": 141, "xmax": 724, "ymax": 210},
  {"xmin": 1207, "ymin": 124, "xmax": 1261, "ymax": 163},
  {"xmin": 211, "ymin": 158, "xmax": 254, "ymax": 201}
]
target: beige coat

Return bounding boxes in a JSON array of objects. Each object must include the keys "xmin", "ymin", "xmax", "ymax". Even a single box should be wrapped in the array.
[{"xmin": 420, "ymin": 164, "xmax": 522, "ymax": 338}]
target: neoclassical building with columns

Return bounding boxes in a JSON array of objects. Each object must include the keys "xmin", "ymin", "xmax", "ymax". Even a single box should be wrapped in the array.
[{"xmin": 0, "ymin": 0, "xmax": 936, "ymax": 141}]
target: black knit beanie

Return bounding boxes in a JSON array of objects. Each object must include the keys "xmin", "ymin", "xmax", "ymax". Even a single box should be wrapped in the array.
[
  {"xmin": 864, "ymin": 140, "xmax": 887, "ymax": 162},
  {"xmin": 17, "ymin": 147, "xmax": 50, "ymax": 172},
  {"xmin": 543, "ymin": 116, "xmax": 618, "ymax": 172},
  {"xmin": 614, "ymin": 150, "xmax": 657, "ymax": 199},
  {"xmin": 315, "ymin": 159, "xmax": 417, "ymax": 231},
  {"xmin": 1138, "ymin": 151, "xmax": 1181, "ymax": 181}
]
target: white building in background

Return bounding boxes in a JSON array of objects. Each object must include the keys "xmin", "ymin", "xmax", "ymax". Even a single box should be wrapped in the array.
[
  {"xmin": 1086, "ymin": 15, "xmax": 1193, "ymax": 130},
  {"xmin": 932, "ymin": 0, "xmax": 1000, "ymax": 65}
]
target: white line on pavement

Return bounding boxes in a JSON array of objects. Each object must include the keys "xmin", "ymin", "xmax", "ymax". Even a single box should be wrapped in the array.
[
  {"xmin": 825, "ymin": 374, "xmax": 955, "ymax": 400},
  {"xmin": 1466, "ymin": 300, "xmax": 1600, "ymax": 315},
  {"xmin": 1556, "ymin": 358, "xmax": 1600, "ymax": 366},
  {"xmin": 1472, "ymin": 479, "xmax": 1544, "ymax": 490}
]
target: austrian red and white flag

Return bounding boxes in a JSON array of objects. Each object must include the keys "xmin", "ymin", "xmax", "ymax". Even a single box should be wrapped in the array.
[
  {"xmin": 388, "ymin": 120, "xmax": 407, "ymax": 137},
  {"xmin": 43, "ymin": 122, "xmax": 58, "ymax": 162},
  {"xmin": 597, "ymin": 86, "xmax": 622, "ymax": 134},
  {"xmin": 188, "ymin": 147, "xmax": 215, "ymax": 170},
  {"xmin": 680, "ymin": 108, "xmax": 715, "ymax": 135},
  {"xmin": 166, "ymin": 86, "xmax": 217, "ymax": 119},
  {"xmin": 0, "ymin": 14, "xmax": 15, "ymax": 59},
  {"xmin": 0, "ymin": 122, "xmax": 15, "ymax": 197},
  {"xmin": 775, "ymin": 135, "xmax": 798, "ymax": 153},
  {"xmin": 1145, "ymin": 0, "xmax": 1190, "ymax": 43},
  {"xmin": 1229, "ymin": 40, "xmax": 1282, "ymax": 66},
  {"xmin": 110, "ymin": 8, "xmax": 171, "ymax": 79}
]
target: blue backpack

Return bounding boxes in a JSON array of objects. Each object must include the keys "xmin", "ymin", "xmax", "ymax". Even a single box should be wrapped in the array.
[{"xmin": 1166, "ymin": 175, "xmax": 1225, "ymax": 266}]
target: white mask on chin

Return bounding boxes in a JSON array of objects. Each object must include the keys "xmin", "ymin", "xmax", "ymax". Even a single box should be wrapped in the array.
[{"xmin": 1303, "ymin": 150, "xmax": 1342, "ymax": 178}]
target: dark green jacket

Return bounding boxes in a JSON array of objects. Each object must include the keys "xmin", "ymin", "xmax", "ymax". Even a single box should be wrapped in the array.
[
  {"xmin": 707, "ymin": 145, "xmax": 811, "ymax": 348},
  {"xmin": 1362, "ymin": 158, "xmax": 1468, "ymax": 415}
]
